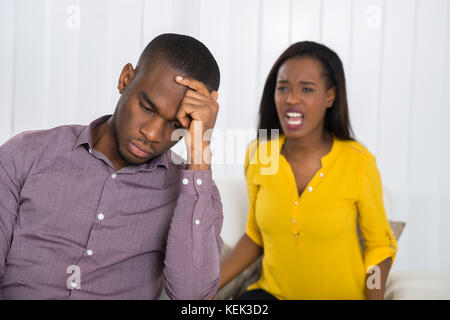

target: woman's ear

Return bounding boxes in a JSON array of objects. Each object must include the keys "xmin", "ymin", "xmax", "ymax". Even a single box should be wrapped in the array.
[
  {"xmin": 117, "ymin": 63, "xmax": 136, "ymax": 94},
  {"xmin": 326, "ymin": 85, "xmax": 336, "ymax": 108}
]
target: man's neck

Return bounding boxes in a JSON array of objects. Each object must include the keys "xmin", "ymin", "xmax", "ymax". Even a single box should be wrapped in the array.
[{"xmin": 91, "ymin": 117, "xmax": 128, "ymax": 170}]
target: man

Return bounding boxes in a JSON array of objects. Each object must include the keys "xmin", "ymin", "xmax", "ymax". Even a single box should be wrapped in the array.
[{"xmin": 0, "ymin": 33, "xmax": 223, "ymax": 299}]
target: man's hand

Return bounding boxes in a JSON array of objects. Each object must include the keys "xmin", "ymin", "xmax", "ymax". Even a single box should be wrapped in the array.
[{"xmin": 175, "ymin": 76, "xmax": 219, "ymax": 170}]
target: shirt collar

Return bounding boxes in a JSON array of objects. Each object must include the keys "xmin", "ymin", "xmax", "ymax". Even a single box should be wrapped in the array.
[
  {"xmin": 278, "ymin": 133, "xmax": 344, "ymax": 169},
  {"xmin": 73, "ymin": 114, "xmax": 169, "ymax": 170}
]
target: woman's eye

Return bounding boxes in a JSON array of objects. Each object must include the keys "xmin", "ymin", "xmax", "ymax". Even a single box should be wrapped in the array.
[
  {"xmin": 302, "ymin": 88, "xmax": 314, "ymax": 93},
  {"xmin": 276, "ymin": 86, "xmax": 288, "ymax": 92}
]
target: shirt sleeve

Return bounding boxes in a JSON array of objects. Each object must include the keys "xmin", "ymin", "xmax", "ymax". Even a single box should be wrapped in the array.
[
  {"xmin": 0, "ymin": 134, "xmax": 29, "ymax": 299},
  {"xmin": 357, "ymin": 155, "xmax": 398, "ymax": 273},
  {"xmin": 244, "ymin": 141, "xmax": 263, "ymax": 247},
  {"xmin": 163, "ymin": 170, "xmax": 224, "ymax": 300}
]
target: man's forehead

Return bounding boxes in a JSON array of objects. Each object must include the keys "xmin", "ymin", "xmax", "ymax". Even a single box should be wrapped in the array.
[{"xmin": 136, "ymin": 64, "xmax": 187, "ymax": 114}]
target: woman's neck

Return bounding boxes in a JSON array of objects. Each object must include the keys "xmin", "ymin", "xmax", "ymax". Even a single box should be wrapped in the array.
[{"xmin": 283, "ymin": 129, "xmax": 333, "ymax": 160}]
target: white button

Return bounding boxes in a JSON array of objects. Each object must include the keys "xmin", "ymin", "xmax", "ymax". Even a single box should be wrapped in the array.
[
  {"xmin": 88, "ymin": 148, "xmax": 93, "ymax": 154},
  {"xmin": 308, "ymin": 186, "xmax": 313, "ymax": 192},
  {"xmin": 182, "ymin": 178, "xmax": 189, "ymax": 185},
  {"xmin": 292, "ymin": 219, "xmax": 296, "ymax": 223},
  {"xmin": 111, "ymin": 173, "xmax": 117, "ymax": 179},
  {"xmin": 196, "ymin": 179, "xmax": 202, "ymax": 185},
  {"xmin": 97, "ymin": 213, "xmax": 104, "ymax": 220},
  {"xmin": 319, "ymin": 172, "xmax": 324, "ymax": 178},
  {"xmin": 294, "ymin": 201, "xmax": 298, "ymax": 205},
  {"xmin": 195, "ymin": 219, "xmax": 200, "ymax": 225},
  {"xmin": 86, "ymin": 249, "xmax": 93, "ymax": 256},
  {"xmin": 71, "ymin": 282, "xmax": 77, "ymax": 288}
]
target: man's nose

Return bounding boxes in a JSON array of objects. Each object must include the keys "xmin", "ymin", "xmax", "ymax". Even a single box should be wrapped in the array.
[{"xmin": 139, "ymin": 118, "xmax": 165, "ymax": 144}]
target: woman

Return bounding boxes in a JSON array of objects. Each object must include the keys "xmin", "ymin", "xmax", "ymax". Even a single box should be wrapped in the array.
[{"xmin": 219, "ymin": 41, "xmax": 397, "ymax": 300}]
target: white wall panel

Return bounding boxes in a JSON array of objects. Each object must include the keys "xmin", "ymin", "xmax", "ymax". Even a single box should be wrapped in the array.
[
  {"xmin": 348, "ymin": 0, "xmax": 384, "ymax": 153},
  {"xmin": 12, "ymin": 0, "xmax": 49, "ymax": 135},
  {"xmin": 291, "ymin": 0, "xmax": 322, "ymax": 43},
  {"xmin": 257, "ymin": 0, "xmax": 291, "ymax": 101},
  {"xmin": 408, "ymin": 0, "xmax": 449, "ymax": 271},
  {"xmin": 377, "ymin": 0, "xmax": 417, "ymax": 272},
  {"xmin": 0, "ymin": 0, "xmax": 15, "ymax": 144},
  {"xmin": 440, "ymin": 1, "xmax": 450, "ymax": 272},
  {"xmin": 1, "ymin": 0, "xmax": 450, "ymax": 274},
  {"xmin": 321, "ymin": 0, "xmax": 353, "ymax": 78}
]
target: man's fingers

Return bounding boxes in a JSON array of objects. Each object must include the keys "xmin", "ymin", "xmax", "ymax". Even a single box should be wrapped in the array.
[
  {"xmin": 210, "ymin": 90, "xmax": 219, "ymax": 102},
  {"xmin": 175, "ymin": 76, "xmax": 210, "ymax": 96}
]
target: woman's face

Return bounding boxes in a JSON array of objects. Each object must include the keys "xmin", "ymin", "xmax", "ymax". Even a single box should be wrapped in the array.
[{"xmin": 274, "ymin": 56, "xmax": 335, "ymax": 140}]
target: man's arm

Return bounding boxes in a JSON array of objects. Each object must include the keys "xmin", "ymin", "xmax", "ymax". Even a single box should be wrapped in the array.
[
  {"xmin": 163, "ymin": 76, "xmax": 223, "ymax": 299},
  {"xmin": 0, "ymin": 134, "xmax": 28, "ymax": 299},
  {"xmin": 163, "ymin": 169, "xmax": 223, "ymax": 300}
]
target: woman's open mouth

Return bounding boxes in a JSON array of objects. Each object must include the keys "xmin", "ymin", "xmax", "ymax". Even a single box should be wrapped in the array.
[{"xmin": 284, "ymin": 109, "xmax": 304, "ymax": 130}]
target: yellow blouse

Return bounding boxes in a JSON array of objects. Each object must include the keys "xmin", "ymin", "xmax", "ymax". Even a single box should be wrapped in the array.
[{"xmin": 244, "ymin": 134, "xmax": 397, "ymax": 300}]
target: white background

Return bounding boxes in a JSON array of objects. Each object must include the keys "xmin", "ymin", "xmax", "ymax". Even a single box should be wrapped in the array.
[{"xmin": 0, "ymin": 0, "xmax": 449, "ymax": 274}]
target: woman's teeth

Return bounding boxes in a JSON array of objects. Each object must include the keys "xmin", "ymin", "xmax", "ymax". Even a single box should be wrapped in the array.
[{"xmin": 285, "ymin": 112, "xmax": 304, "ymax": 125}]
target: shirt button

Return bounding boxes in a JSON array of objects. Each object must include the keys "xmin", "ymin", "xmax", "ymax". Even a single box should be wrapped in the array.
[
  {"xmin": 182, "ymin": 178, "xmax": 189, "ymax": 185},
  {"xmin": 88, "ymin": 148, "xmax": 93, "ymax": 154},
  {"xmin": 111, "ymin": 173, "xmax": 117, "ymax": 179},
  {"xmin": 308, "ymin": 186, "xmax": 313, "ymax": 192},
  {"xmin": 196, "ymin": 179, "xmax": 202, "ymax": 186},
  {"xmin": 294, "ymin": 201, "xmax": 298, "ymax": 205},
  {"xmin": 319, "ymin": 172, "xmax": 324, "ymax": 178},
  {"xmin": 295, "ymin": 232, "xmax": 300, "ymax": 238},
  {"xmin": 86, "ymin": 249, "xmax": 94, "ymax": 256},
  {"xmin": 292, "ymin": 218, "xmax": 296, "ymax": 223},
  {"xmin": 97, "ymin": 213, "xmax": 104, "ymax": 220},
  {"xmin": 195, "ymin": 219, "xmax": 200, "ymax": 225}
]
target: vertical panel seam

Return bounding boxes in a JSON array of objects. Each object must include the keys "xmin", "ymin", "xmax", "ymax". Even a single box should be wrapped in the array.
[{"xmin": 405, "ymin": 0, "xmax": 419, "ymax": 269}]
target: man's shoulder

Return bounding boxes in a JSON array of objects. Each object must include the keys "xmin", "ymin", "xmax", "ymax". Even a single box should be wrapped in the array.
[{"xmin": 0, "ymin": 124, "xmax": 87, "ymax": 163}]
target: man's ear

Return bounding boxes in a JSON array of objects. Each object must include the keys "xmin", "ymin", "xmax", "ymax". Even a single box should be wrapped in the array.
[
  {"xmin": 326, "ymin": 85, "xmax": 336, "ymax": 108},
  {"xmin": 117, "ymin": 63, "xmax": 136, "ymax": 94}
]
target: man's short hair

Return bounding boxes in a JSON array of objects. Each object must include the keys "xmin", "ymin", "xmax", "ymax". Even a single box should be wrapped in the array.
[{"xmin": 137, "ymin": 33, "xmax": 220, "ymax": 92}]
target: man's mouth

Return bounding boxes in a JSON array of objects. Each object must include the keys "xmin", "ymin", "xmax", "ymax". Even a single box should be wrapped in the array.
[{"xmin": 128, "ymin": 141, "xmax": 152, "ymax": 159}]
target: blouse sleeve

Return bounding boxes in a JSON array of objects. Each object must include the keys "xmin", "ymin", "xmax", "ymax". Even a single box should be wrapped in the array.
[
  {"xmin": 357, "ymin": 155, "xmax": 398, "ymax": 273},
  {"xmin": 244, "ymin": 141, "xmax": 263, "ymax": 247}
]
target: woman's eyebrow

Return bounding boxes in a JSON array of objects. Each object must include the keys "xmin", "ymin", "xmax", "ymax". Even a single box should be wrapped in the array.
[
  {"xmin": 298, "ymin": 81, "xmax": 317, "ymax": 86},
  {"xmin": 276, "ymin": 80, "xmax": 317, "ymax": 86}
]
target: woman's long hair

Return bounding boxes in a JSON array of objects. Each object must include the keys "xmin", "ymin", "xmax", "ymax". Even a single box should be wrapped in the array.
[{"xmin": 257, "ymin": 41, "xmax": 354, "ymax": 141}]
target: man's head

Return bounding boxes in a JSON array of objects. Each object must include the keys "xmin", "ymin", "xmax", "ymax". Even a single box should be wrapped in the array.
[{"xmin": 112, "ymin": 33, "xmax": 220, "ymax": 166}]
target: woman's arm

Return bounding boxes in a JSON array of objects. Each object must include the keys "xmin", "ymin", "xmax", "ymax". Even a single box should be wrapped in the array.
[
  {"xmin": 364, "ymin": 257, "xmax": 392, "ymax": 300},
  {"xmin": 218, "ymin": 233, "xmax": 263, "ymax": 290}
]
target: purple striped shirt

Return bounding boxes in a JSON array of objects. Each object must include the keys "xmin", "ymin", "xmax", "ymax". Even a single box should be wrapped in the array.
[{"xmin": 0, "ymin": 115, "xmax": 223, "ymax": 300}]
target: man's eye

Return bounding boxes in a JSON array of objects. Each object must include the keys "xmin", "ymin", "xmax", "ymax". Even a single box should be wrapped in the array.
[
  {"xmin": 170, "ymin": 121, "xmax": 182, "ymax": 129},
  {"xmin": 302, "ymin": 88, "xmax": 314, "ymax": 93},
  {"xmin": 140, "ymin": 102, "xmax": 155, "ymax": 113}
]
